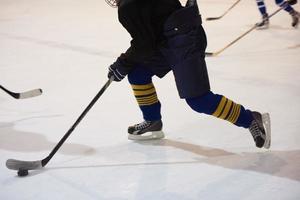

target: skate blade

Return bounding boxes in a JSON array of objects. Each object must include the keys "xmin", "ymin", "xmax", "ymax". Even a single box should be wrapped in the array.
[
  {"xmin": 262, "ymin": 113, "xmax": 271, "ymax": 149},
  {"xmin": 256, "ymin": 24, "xmax": 269, "ymax": 30},
  {"xmin": 128, "ymin": 131, "xmax": 165, "ymax": 141}
]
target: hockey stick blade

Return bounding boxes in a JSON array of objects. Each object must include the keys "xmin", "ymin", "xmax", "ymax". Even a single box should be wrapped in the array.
[
  {"xmin": 6, "ymin": 159, "xmax": 43, "ymax": 171},
  {"xmin": 0, "ymin": 85, "xmax": 43, "ymax": 99},
  {"xmin": 205, "ymin": 52, "xmax": 216, "ymax": 57},
  {"xmin": 206, "ymin": 0, "xmax": 241, "ymax": 21},
  {"xmin": 18, "ymin": 88, "xmax": 43, "ymax": 99},
  {"xmin": 206, "ymin": 17, "xmax": 221, "ymax": 21},
  {"xmin": 6, "ymin": 78, "xmax": 113, "ymax": 174}
]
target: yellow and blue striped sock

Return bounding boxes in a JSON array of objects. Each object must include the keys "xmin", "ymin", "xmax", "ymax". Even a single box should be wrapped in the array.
[
  {"xmin": 212, "ymin": 96, "xmax": 241, "ymax": 124},
  {"xmin": 131, "ymin": 83, "xmax": 161, "ymax": 121}
]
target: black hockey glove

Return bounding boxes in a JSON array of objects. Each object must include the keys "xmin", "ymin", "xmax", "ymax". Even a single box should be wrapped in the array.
[
  {"xmin": 288, "ymin": 0, "xmax": 297, "ymax": 5},
  {"xmin": 108, "ymin": 58, "xmax": 128, "ymax": 82}
]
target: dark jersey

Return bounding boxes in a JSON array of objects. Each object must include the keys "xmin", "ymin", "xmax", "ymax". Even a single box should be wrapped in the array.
[{"xmin": 117, "ymin": 0, "xmax": 182, "ymax": 70}]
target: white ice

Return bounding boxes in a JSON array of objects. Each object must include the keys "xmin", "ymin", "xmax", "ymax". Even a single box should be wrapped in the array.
[{"xmin": 1, "ymin": 0, "xmax": 300, "ymax": 199}]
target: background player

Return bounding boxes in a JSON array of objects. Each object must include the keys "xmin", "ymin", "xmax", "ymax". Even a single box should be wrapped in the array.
[{"xmin": 255, "ymin": 0, "xmax": 299, "ymax": 29}]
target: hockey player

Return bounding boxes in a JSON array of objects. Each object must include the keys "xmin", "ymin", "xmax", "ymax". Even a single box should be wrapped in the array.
[
  {"xmin": 255, "ymin": 0, "xmax": 299, "ymax": 29},
  {"xmin": 105, "ymin": 0, "xmax": 271, "ymax": 149}
]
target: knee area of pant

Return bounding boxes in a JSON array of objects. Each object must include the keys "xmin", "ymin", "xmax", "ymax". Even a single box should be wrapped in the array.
[
  {"xmin": 127, "ymin": 69, "xmax": 153, "ymax": 84},
  {"xmin": 185, "ymin": 91, "xmax": 221, "ymax": 114}
]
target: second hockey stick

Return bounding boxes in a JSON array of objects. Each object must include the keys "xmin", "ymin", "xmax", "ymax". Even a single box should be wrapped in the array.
[
  {"xmin": 205, "ymin": 5, "xmax": 286, "ymax": 57},
  {"xmin": 6, "ymin": 77, "xmax": 113, "ymax": 173},
  {"xmin": 0, "ymin": 85, "xmax": 42, "ymax": 99},
  {"xmin": 206, "ymin": 0, "xmax": 241, "ymax": 21}
]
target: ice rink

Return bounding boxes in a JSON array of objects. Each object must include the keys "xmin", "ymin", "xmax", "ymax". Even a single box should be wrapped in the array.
[{"xmin": 1, "ymin": 0, "xmax": 300, "ymax": 199}]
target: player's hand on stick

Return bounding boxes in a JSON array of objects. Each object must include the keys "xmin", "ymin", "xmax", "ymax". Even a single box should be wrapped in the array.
[{"xmin": 107, "ymin": 58, "xmax": 128, "ymax": 82}]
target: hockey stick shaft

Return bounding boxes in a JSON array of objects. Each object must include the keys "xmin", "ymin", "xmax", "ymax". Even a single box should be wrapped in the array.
[
  {"xmin": 0, "ymin": 85, "xmax": 16, "ymax": 98},
  {"xmin": 6, "ymin": 78, "xmax": 113, "ymax": 171},
  {"xmin": 0, "ymin": 85, "xmax": 42, "ymax": 99},
  {"xmin": 41, "ymin": 77, "xmax": 113, "ymax": 167},
  {"xmin": 206, "ymin": 0, "xmax": 241, "ymax": 21},
  {"xmin": 205, "ymin": 5, "xmax": 286, "ymax": 57}
]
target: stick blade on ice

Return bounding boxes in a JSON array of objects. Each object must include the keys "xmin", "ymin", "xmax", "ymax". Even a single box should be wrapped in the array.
[
  {"xmin": 6, "ymin": 159, "xmax": 43, "ymax": 170},
  {"xmin": 6, "ymin": 78, "xmax": 113, "ymax": 174}
]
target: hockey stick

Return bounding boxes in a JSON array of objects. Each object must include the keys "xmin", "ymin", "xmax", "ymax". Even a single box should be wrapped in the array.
[
  {"xmin": 0, "ymin": 85, "xmax": 42, "ymax": 99},
  {"xmin": 206, "ymin": 0, "xmax": 241, "ymax": 21},
  {"xmin": 205, "ymin": 5, "xmax": 286, "ymax": 57},
  {"xmin": 6, "ymin": 77, "xmax": 113, "ymax": 172}
]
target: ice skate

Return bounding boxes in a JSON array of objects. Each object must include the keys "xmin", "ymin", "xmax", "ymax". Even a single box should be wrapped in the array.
[
  {"xmin": 256, "ymin": 13, "xmax": 269, "ymax": 29},
  {"xmin": 128, "ymin": 120, "xmax": 164, "ymax": 140},
  {"xmin": 249, "ymin": 111, "xmax": 271, "ymax": 149},
  {"xmin": 291, "ymin": 10, "xmax": 299, "ymax": 28}
]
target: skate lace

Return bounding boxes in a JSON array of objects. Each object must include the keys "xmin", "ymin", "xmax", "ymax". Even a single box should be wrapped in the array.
[
  {"xmin": 249, "ymin": 121, "xmax": 262, "ymax": 139},
  {"xmin": 135, "ymin": 121, "xmax": 151, "ymax": 130}
]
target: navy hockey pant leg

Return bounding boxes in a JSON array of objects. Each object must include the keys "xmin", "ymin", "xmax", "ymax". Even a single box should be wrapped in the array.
[{"xmin": 186, "ymin": 91, "xmax": 254, "ymax": 128}]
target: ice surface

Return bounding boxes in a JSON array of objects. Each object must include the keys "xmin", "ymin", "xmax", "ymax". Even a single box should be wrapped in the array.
[{"xmin": 1, "ymin": 0, "xmax": 300, "ymax": 199}]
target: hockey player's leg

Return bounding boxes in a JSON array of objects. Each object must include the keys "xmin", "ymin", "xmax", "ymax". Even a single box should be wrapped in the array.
[
  {"xmin": 186, "ymin": 91, "xmax": 271, "ymax": 149},
  {"xmin": 290, "ymin": 9, "xmax": 300, "ymax": 27},
  {"xmin": 255, "ymin": 0, "xmax": 269, "ymax": 29},
  {"xmin": 276, "ymin": 0, "xmax": 293, "ymax": 12},
  {"xmin": 256, "ymin": 13, "xmax": 270, "ymax": 29},
  {"xmin": 275, "ymin": 0, "xmax": 299, "ymax": 27},
  {"xmin": 127, "ymin": 67, "xmax": 164, "ymax": 140}
]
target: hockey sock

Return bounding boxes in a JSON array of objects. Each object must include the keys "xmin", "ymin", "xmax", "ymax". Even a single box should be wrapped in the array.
[
  {"xmin": 131, "ymin": 83, "xmax": 162, "ymax": 121},
  {"xmin": 276, "ymin": 0, "xmax": 293, "ymax": 13},
  {"xmin": 256, "ymin": 0, "xmax": 268, "ymax": 15},
  {"xmin": 186, "ymin": 91, "xmax": 253, "ymax": 128},
  {"xmin": 128, "ymin": 67, "xmax": 161, "ymax": 121}
]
